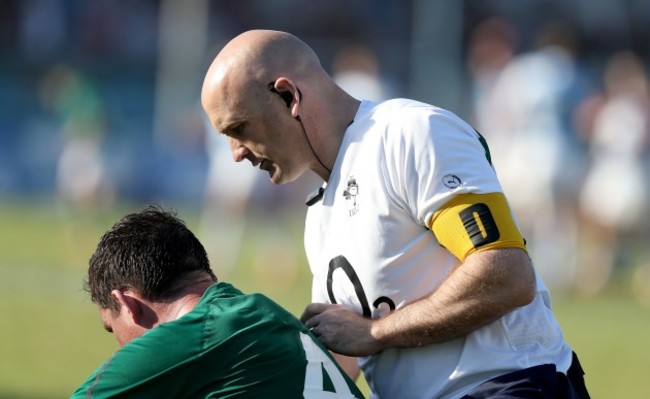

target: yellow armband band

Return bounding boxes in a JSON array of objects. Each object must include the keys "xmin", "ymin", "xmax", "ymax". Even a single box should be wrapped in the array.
[{"xmin": 429, "ymin": 192, "xmax": 526, "ymax": 262}]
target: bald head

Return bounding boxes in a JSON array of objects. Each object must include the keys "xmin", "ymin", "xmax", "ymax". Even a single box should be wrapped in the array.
[
  {"xmin": 200, "ymin": 30, "xmax": 361, "ymax": 183},
  {"xmin": 202, "ymin": 30, "xmax": 324, "ymax": 110}
]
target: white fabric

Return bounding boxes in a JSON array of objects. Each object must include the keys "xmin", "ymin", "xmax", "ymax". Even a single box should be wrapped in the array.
[{"xmin": 304, "ymin": 99, "xmax": 573, "ymax": 399}]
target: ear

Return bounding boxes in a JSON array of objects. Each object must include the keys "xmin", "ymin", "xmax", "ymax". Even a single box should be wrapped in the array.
[
  {"xmin": 272, "ymin": 77, "xmax": 301, "ymax": 118},
  {"xmin": 111, "ymin": 289, "xmax": 144, "ymax": 325}
]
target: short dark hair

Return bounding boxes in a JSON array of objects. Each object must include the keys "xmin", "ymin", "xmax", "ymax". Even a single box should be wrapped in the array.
[{"xmin": 85, "ymin": 205, "xmax": 216, "ymax": 310}]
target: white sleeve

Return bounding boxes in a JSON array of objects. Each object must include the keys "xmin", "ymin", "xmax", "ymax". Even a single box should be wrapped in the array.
[{"xmin": 382, "ymin": 106, "xmax": 503, "ymax": 227}]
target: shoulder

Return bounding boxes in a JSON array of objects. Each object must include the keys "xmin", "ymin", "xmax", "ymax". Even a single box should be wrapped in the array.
[
  {"xmin": 369, "ymin": 98, "xmax": 453, "ymax": 118},
  {"xmin": 70, "ymin": 351, "xmax": 145, "ymax": 398},
  {"xmin": 202, "ymin": 284, "xmax": 305, "ymax": 339},
  {"xmin": 369, "ymin": 98, "xmax": 435, "ymax": 123},
  {"xmin": 360, "ymin": 100, "xmax": 478, "ymax": 160},
  {"xmin": 367, "ymin": 99, "xmax": 476, "ymax": 138}
]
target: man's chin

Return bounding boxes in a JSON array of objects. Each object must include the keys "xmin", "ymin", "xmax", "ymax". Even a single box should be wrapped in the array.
[
  {"xmin": 265, "ymin": 165, "xmax": 282, "ymax": 184},
  {"xmin": 268, "ymin": 167, "xmax": 299, "ymax": 185}
]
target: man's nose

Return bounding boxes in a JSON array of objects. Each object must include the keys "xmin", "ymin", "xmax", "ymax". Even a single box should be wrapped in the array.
[{"xmin": 228, "ymin": 137, "xmax": 249, "ymax": 162}]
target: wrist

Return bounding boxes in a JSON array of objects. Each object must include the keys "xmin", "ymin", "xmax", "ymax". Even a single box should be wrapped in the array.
[{"xmin": 369, "ymin": 315, "xmax": 391, "ymax": 353}]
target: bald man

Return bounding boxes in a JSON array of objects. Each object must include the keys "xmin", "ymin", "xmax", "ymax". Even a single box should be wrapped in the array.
[{"xmin": 202, "ymin": 30, "xmax": 590, "ymax": 399}]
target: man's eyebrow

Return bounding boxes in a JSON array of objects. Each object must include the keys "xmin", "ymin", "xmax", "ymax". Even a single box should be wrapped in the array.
[
  {"xmin": 103, "ymin": 323, "xmax": 113, "ymax": 333},
  {"xmin": 219, "ymin": 119, "xmax": 245, "ymax": 134}
]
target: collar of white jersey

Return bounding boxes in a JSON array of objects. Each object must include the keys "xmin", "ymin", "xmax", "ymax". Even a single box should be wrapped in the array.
[{"xmin": 305, "ymin": 101, "xmax": 379, "ymax": 206}]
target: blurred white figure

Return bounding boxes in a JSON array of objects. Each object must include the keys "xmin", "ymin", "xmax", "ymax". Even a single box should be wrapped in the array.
[
  {"xmin": 331, "ymin": 44, "xmax": 392, "ymax": 101},
  {"xmin": 38, "ymin": 65, "xmax": 114, "ymax": 266},
  {"xmin": 40, "ymin": 65, "xmax": 114, "ymax": 211},
  {"xmin": 199, "ymin": 118, "xmax": 259, "ymax": 277},
  {"xmin": 467, "ymin": 18, "xmax": 518, "ymax": 128},
  {"xmin": 577, "ymin": 51, "xmax": 650, "ymax": 295},
  {"xmin": 471, "ymin": 24, "xmax": 583, "ymax": 291},
  {"xmin": 57, "ymin": 136, "xmax": 108, "ymax": 207}
]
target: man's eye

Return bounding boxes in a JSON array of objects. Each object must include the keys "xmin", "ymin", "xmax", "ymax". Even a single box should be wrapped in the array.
[{"xmin": 232, "ymin": 124, "xmax": 245, "ymax": 136}]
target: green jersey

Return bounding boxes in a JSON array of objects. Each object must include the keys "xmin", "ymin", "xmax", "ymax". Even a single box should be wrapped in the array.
[{"xmin": 71, "ymin": 283, "xmax": 364, "ymax": 398}]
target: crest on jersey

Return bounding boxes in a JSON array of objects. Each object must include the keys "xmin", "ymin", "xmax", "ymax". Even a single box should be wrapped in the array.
[{"xmin": 342, "ymin": 176, "xmax": 360, "ymax": 216}]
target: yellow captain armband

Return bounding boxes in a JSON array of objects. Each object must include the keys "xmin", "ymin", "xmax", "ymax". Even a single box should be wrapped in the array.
[{"xmin": 429, "ymin": 192, "xmax": 527, "ymax": 262}]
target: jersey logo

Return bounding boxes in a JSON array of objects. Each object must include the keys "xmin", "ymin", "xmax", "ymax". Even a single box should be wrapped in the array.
[
  {"xmin": 442, "ymin": 174, "xmax": 462, "ymax": 189},
  {"xmin": 342, "ymin": 176, "xmax": 360, "ymax": 216}
]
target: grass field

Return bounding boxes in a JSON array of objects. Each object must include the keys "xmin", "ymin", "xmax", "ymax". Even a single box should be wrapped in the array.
[{"xmin": 0, "ymin": 200, "xmax": 648, "ymax": 398}]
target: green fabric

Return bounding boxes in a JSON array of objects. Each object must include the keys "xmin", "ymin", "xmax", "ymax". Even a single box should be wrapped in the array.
[{"xmin": 71, "ymin": 282, "xmax": 363, "ymax": 398}]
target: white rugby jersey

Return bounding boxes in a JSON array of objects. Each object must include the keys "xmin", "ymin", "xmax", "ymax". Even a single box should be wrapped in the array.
[{"xmin": 304, "ymin": 99, "xmax": 573, "ymax": 399}]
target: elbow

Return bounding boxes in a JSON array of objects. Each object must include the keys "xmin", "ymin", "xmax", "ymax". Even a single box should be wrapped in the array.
[
  {"xmin": 515, "ymin": 274, "xmax": 536, "ymax": 308},
  {"xmin": 488, "ymin": 248, "xmax": 537, "ymax": 310},
  {"xmin": 511, "ymin": 254, "xmax": 537, "ymax": 308}
]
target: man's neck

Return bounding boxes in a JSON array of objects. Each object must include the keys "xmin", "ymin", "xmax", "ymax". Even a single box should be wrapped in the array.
[
  {"xmin": 156, "ymin": 279, "xmax": 215, "ymax": 324},
  {"xmin": 317, "ymin": 96, "xmax": 361, "ymax": 181}
]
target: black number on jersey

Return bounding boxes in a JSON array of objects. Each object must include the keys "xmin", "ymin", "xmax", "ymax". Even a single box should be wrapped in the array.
[
  {"xmin": 327, "ymin": 255, "xmax": 395, "ymax": 317},
  {"xmin": 459, "ymin": 203, "xmax": 500, "ymax": 248}
]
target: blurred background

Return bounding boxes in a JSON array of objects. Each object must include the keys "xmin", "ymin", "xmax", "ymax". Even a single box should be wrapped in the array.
[{"xmin": 1, "ymin": 0, "xmax": 649, "ymax": 397}]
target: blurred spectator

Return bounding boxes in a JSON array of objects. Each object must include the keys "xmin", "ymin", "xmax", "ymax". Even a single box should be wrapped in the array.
[
  {"xmin": 466, "ymin": 17, "xmax": 519, "ymax": 128},
  {"xmin": 469, "ymin": 20, "xmax": 589, "ymax": 292},
  {"xmin": 39, "ymin": 65, "xmax": 114, "ymax": 212},
  {"xmin": 199, "ymin": 115, "xmax": 260, "ymax": 277},
  {"xmin": 576, "ymin": 50, "xmax": 650, "ymax": 295},
  {"xmin": 331, "ymin": 43, "xmax": 393, "ymax": 101}
]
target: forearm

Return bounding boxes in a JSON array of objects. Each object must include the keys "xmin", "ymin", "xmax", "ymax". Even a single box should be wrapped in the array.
[{"xmin": 372, "ymin": 248, "xmax": 536, "ymax": 350}]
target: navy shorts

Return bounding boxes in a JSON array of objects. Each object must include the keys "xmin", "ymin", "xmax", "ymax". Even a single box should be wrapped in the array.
[{"xmin": 461, "ymin": 352, "xmax": 590, "ymax": 399}]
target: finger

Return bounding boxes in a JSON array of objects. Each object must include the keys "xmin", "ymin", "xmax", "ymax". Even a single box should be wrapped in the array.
[
  {"xmin": 309, "ymin": 325, "xmax": 321, "ymax": 337},
  {"xmin": 303, "ymin": 315, "xmax": 318, "ymax": 330},
  {"xmin": 300, "ymin": 302, "xmax": 330, "ymax": 323}
]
